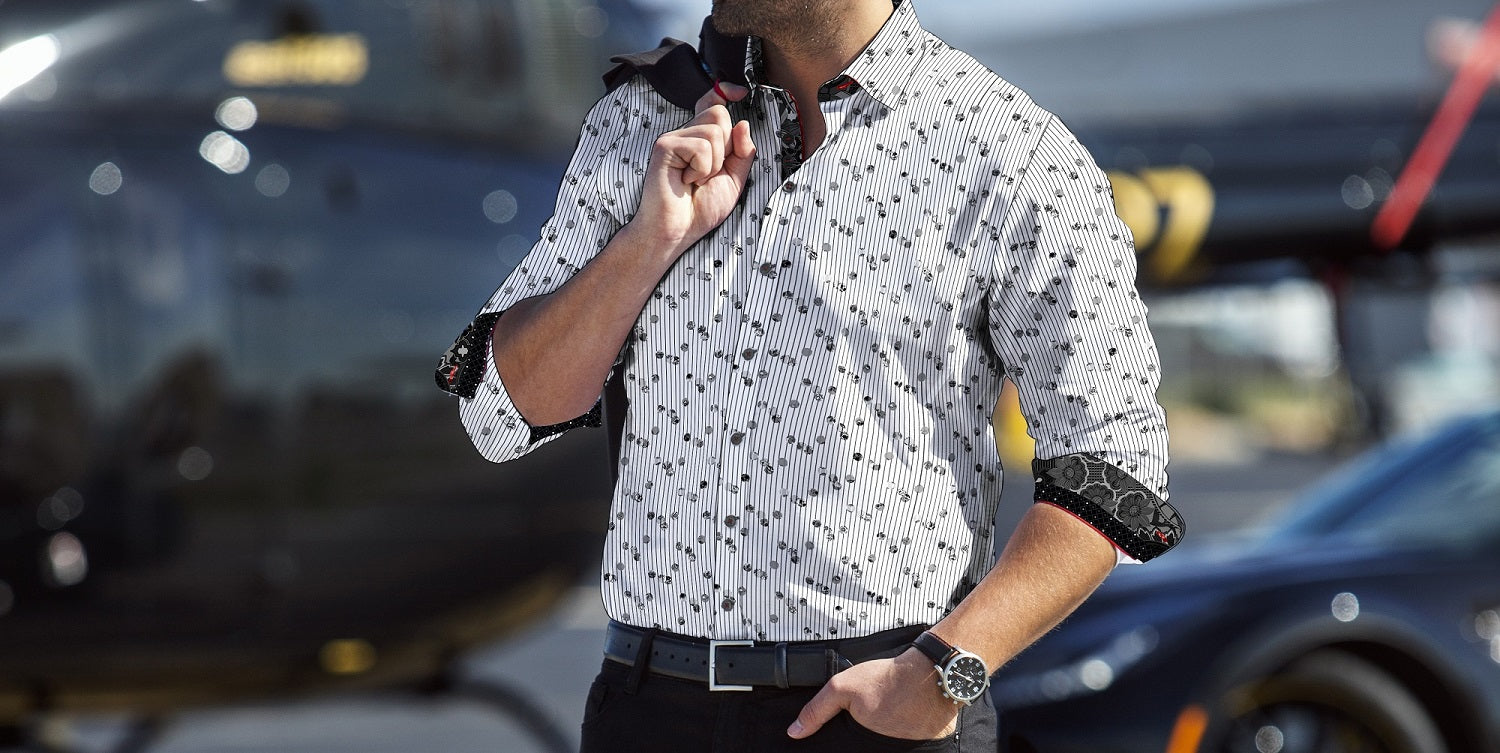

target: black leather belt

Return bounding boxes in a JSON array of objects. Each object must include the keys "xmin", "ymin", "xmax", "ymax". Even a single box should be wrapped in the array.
[{"xmin": 603, "ymin": 620, "xmax": 926, "ymax": 690}]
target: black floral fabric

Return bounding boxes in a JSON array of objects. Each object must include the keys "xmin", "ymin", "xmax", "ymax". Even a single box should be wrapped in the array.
[
  {"xmin": 454, "ymin": 0, "xmax": 1177, "ymax": 641},
  {"xmin": 1033, "ymin": 453, "xmax": 1183, "ymax": 562}
]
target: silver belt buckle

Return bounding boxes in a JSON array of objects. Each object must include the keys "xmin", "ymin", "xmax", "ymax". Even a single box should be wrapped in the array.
[{"xmin": 707, "ymin": 640, "xmax": 755, "ymax": 691}]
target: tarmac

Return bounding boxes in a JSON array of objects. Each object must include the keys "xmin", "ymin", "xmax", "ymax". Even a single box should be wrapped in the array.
[{"xmin": 16, "ymin": 452, "xmax": 1333, "ymax": 753}]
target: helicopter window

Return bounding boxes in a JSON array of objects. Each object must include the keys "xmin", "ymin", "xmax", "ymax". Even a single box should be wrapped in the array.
[
  {"xmin": 0, "ymin": 202, "xmax": 86, "ymax": 373},
  {"xmin": 0, "ymin": 175, "xmax": 93, "ymax": 503}
]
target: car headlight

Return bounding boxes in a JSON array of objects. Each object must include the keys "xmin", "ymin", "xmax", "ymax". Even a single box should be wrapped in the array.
[{"xmin": 991, "ymin": 624, "xmax": 1159, "ymax": 708}]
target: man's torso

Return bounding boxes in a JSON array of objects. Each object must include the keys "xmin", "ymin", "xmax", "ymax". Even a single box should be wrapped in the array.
[{"xmin": 578, "ymin": 5, "xmax": 1059, "ymax": 641}]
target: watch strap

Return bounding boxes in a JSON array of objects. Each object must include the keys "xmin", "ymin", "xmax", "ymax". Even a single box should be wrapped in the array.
[{"xmin": 911, "ymin": 630, "xmax": 954, "ymax": 666}]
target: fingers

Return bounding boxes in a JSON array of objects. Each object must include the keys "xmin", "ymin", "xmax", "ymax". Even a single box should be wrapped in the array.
[
  {"xmin": 657, "ymin": 101, "xmax": 756, "ymax": 187},
  {"xmin": 682, "ymin": 81, "xmax": 746, "ymax": 183},
  {"xmin": 659, "ymin": 122, "xmax": 728, "ymax": 185},
  {"xmin": 647, "ymin": 82, "xmax": 756, "ymax": 200},
  {"xmin": 694, "ymin": 79, "xmax": 749, "ymax": 115},
  {"xmin": 688, "ymin": 103, "xmax": 734, "ymax": 145},
  {"xmin": 787, "ymin": 680, "xmax": 846, "ymax": 739}
]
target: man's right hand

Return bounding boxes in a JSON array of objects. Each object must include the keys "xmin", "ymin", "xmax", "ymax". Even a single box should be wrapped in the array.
[
  {"xmin": 486, "ymin": 83, "xmax": 755, "ymax": 428},
  {"xmin": 631, "ymin": 82, "xmax": 755, "ymax": 260}
]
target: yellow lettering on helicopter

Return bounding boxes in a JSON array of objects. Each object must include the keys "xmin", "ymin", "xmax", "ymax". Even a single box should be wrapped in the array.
[
  {"xmin": 319, "ymin": 638, "xmax": 377, "ymax": 675},
  {"xmin": 1106, "ymin": 167, "xmax": 1215, "ymax": 284},
  {"xmin": 223, "ymin": 34, "xmax": 369, "ymax": 87}
]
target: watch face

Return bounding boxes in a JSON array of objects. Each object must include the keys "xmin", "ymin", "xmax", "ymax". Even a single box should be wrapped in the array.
[{"xmin": 942, "ymin": 654, "xmax": 989, "ymax": 703}]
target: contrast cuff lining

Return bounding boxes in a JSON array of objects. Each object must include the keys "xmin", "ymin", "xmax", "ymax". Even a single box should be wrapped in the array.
[
  {"xmin": 528, "ymin": 401, "xmax": 603, "ymax": 444},
  {"xmin": 440, "ymin": 309, "xmax": 604, "ymax": 444},
  {"xmin": 1032, "ymin": 453, "xmax": 1184, "ymax": 563},
  {"xmin": 436, "ymin": 311, "xmax": 504, "ymax": 399}
]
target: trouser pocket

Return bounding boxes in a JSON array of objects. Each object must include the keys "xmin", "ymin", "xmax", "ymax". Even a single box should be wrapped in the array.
[{"xmin": 836, "ymin": 710, "xmax": 958, "ymax": 751}]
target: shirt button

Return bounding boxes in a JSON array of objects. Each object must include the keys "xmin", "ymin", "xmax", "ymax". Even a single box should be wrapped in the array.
[
  {"xmin": 724, "ymin": 515, "xmax": 739, "ymax": 527},
  {"xmin": 782, "ymin": 181, "xmax": 796, "ymax": 192},
  {"xmin": 721, "ymin": 597, "xmax": 736, "ymax": 612},
  {"xmin": 730, "ymin": 431, "xmax": 746, "ymax": 445},
  {"xmin": 759, "ymin": 262, "xmax": 776, "ymax": 277}
]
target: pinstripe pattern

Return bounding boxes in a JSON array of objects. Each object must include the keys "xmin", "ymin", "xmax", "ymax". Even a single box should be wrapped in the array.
[{"xmin": 456, "ymin": 1, "xmax": 1175, "ymax": 641}]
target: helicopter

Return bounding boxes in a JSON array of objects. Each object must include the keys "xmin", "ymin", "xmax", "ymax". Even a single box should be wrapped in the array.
[
  {"xmin": 0, "ymin": 1, "xmax": 654, "ymax": 750},
  {"xmin": 1, "ymin": 0, "xmax": 1497, "ymax": 751}
]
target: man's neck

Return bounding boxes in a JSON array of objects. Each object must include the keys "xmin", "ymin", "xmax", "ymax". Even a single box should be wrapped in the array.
[{"xmin": 758, "ymin": 1, "xmax": 893, "ymax": 101}]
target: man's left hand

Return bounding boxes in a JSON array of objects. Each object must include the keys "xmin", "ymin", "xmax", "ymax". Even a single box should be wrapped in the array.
[{"xmin": 786, "ymin": 647, "xmax": 960, "ymax": 740}]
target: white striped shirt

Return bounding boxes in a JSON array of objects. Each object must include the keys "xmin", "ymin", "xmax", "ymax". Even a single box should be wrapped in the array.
[{"xmin": 454, "ymin": 1, "xmax": 1181, "ymax": 641}]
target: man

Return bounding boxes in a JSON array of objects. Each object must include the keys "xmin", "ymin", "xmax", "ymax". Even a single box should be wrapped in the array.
[{"xmin": 439, "ymin": 0, "xmax": 1183, "ymax": 750}]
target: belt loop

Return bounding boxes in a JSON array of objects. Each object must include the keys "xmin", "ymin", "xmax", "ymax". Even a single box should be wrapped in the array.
[
  {"xmin": 624, "ymin": 627, "xmax": 659, "ymax": 695},
  {"xmin": 773, "ymin": 643, "xmax": 789, "ymax": 689}
]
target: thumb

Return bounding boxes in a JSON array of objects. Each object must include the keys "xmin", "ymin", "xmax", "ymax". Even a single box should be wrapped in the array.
[{"xmin": 787, "ymin": 683, "xmax": 845, "ymax": 739}]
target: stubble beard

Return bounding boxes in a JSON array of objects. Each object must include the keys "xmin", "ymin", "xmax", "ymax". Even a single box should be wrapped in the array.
[{"xmin": 710, "ymin": 0, "xmax": 840, "ymax": 57}]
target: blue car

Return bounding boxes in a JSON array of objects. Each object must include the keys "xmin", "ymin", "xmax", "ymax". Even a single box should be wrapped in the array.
[{"xmin": 993, "ymin": 410, "xmax": 1500, "ymax": 753}]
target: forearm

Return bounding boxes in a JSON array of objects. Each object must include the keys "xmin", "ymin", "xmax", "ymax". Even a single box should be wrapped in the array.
[
  {"xmin": 930, "ymin": 502, "xmax": 1117, "ymax": 671},
  {"xmin": 489, "ymin": 89, "xmax": 754, "ymax": 428},
  {"xmin": 492, "ymin": 221, "xmax": 681, "ymax": 425}
]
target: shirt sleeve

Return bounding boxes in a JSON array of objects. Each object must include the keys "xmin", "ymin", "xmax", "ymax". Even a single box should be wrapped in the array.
[
  {"xmin": 986, "ymin": 116, "xmax": 1184, "ymax": 563},
  {"xmin": 440, "ymin": 79, "xmax": 655, "ymax": 464}
]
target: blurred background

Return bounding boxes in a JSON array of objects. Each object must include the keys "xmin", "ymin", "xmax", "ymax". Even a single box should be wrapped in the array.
[{"xmin": 1, "ymin": 0, "xmax": 1497, "ymax": 751}]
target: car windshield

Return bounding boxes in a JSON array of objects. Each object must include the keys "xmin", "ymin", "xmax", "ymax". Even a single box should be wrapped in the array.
[{"xmin": 1260, "ymin": 413, "xmax": 1500, "ymax": 551}]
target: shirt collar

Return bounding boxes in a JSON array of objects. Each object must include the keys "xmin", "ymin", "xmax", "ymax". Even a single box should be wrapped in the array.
[{"xmin": 741, "ymin": 0, "xmax": 933, "ymax": 110}]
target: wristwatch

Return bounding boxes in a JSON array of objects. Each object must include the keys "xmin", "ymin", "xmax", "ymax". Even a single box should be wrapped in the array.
[{"xmin": 911, "ymin": 631, "xmax": 990, "ymax": 705}]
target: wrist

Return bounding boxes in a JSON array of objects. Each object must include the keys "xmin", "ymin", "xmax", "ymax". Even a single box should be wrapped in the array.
[
  {"xmin": 912, "ymin": 630, "xmax": 991, "ymax": 706},
  {"xmin": 616, "ymin": 215, "xmax": 694, "ymax": 264},
  {"xmin": 893, "ymin": 648, "xmax": 957, "ymax": 711},
  {"xmin": 894, "ymin": 645, "xmax": 937, "ymax": 675}
]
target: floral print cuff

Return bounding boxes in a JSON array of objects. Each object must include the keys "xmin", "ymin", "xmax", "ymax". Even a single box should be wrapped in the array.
[{"xmin": 1033, "ymin": 453, "xmax": 1184, "ymax": 562}]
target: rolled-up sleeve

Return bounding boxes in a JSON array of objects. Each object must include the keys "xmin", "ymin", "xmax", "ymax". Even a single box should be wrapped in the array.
[
  {"xmin": 440, "ymin": 82, "xmax": 652, "ymax": 463},
  {"xmin": 986, "ymin": 117, "xmax": 1184, "ymax": 563}
]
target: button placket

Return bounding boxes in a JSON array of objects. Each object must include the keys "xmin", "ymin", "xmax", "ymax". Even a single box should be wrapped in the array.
[
  {"xmin": 714, "ymin": 85, "xmax": 859, "ymax": 639},
  {"xmin": 708, "ymin": 95, "xmax": 791, "ymax": 637}
]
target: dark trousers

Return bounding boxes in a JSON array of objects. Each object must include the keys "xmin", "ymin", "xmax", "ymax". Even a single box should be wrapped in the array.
[{"xmin": 578, "ymin": 657, "xmax": 1000, "ymax": 752}]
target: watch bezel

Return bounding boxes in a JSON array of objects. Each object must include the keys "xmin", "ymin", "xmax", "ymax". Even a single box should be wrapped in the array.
[{"xmin": 937, "ymin": 648, "xmax": 990, "ymax": 705}]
